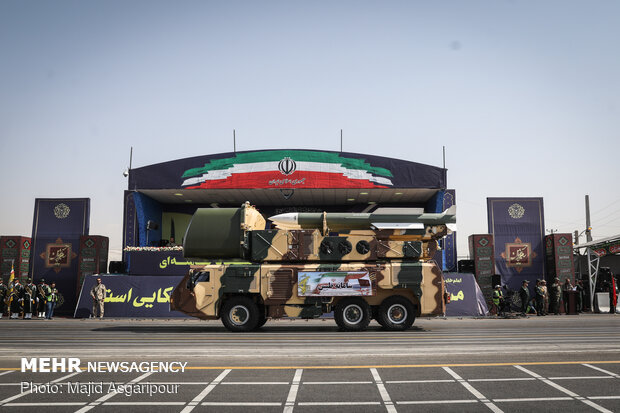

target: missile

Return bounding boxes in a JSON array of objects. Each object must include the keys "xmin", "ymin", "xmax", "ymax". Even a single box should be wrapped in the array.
[{"xmin": 269, "ymin": 205, "xmax": 457, "ymax": 231}]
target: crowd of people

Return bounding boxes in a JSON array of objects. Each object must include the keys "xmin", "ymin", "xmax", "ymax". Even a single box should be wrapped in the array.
[
  {"xmin": 0, "ymin": 276, "xmax": 108, "ymax": 320},
  {"xmin": 493, "ymin": 276, "xmax": 618, "ymax": 316},
  {"xmin": 0, "ymin": 278, "xmax": 59, "ymax": 319},
  {"xmin": 492, "ymin": 277, "xmax": 586, "ymax": 316}
]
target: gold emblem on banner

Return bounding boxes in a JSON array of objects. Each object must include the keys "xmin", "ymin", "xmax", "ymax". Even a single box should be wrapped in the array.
[
  {"xmin": 501, "ymin": 237, "xmax": 536, "ymax": 273},
  {"xmin": 40, "ymin": 237, "xmax": 78, "ymax": 273}
]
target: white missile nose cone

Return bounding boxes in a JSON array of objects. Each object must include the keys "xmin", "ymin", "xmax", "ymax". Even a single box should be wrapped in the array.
[{"xmin": 269, "ymin": 213, "xmax": 299, "ymax": 225}]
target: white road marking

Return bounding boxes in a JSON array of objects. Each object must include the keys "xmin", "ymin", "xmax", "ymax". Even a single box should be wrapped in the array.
[
  {"xmin": 493, "ymin": 397, "xmax": 573, "ymax": 402},
  {"xmin": 514, "ymin": 365, "xmax": 614, "ymax": 413},
  {"xmin": 203, "ymin": 402, "xmax": 282, "ymax": 406},
  {"xmin": 443, "ymin": 367, "xmax": 503, "ymax": 413},
  {"xmin": 221, "ymin": 381, "xmax": 289, "ymax": 385},
  {"xmin": 588, "ymin": 396, "xmax": 620, "ymax": 400},
  {"xmin": 386, "ymin": 379, "xmax": 455, "ymax": 383},
  {"xmin": 298, "ymin": 402, "xmax": 381, "ymax": 406},
  {"xmin": 101, "ymin": 402, "xmax": 186, "ymax": 406},
  {"xmin": 181, "ymin": 369, "xmax": 230, "ymax": 413},
  {"xmin": 283, "ymin": 368, "xmax": 303, "ymax": 413},
  {"xmin": 468, "ymin": 378, "xmax": 536, "ymax": 382},
  {"xmin": 370, "ymin": 368, "xmax": 396, "ymax": 413},
  {"xmin": 549, "ymin": 376, "xmax": 614, "ymax": 380},
  {"xmin": 5, "ymin": 402, "xmax": 87, "ymax": 406},
  {"xmin": 397, "ymin": 399, "xmax": 479, "ymax": 405},
  {"xmin": 582, "ymin": 363, "xmax": 620, "ymax": 378},
  {"xmin": 304, "ymin": 381, "xmax": 373, "ymax": 384},
  {"xmin": 0, "ymin": 371, "xmax": 13, "ymax": 377}
]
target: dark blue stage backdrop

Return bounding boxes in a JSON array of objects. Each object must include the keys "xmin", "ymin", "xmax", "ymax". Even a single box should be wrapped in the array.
[
  {"xmin": 487, "ymin": 198, "xmax": 545, "ymax": 291},
  {"xmin": 30, "ymin": 198, "xmax": 90, "ymax": 314},
  {"xmin": 75, "ymin": 275, "xmax": 188, "ymax": 318}
]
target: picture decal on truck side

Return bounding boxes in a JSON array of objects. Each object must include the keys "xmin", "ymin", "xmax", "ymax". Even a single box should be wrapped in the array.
[{"xmin": 297, "ymin": 271, "xmax": 373, "ymax": 296}]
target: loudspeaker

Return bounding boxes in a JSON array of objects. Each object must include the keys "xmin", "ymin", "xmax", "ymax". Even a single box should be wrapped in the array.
[
  {"xmin": 458, "ymin": 259, "xmax": 475, "ymax": 273},
  {"xmin": 492, "ymin": 274, "xmax": 502, "ymax": 288},
  {"xmin": 109, "ymin": 261, "xmax": 126, "ymax": 273}
]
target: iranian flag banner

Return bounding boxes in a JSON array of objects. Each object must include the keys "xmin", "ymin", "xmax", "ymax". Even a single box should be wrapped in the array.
[{"xmin": 181, "ymin": 150, "xmax": 394, "ymax": 189}]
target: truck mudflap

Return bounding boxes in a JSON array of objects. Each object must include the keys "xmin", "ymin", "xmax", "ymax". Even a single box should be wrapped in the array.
[{"xmin": 170, "ymin": 274, "xmax": 211, "ymax": 320}]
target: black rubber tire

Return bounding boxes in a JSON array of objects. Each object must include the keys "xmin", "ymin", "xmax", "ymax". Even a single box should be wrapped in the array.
[
  {"xmin": 373, "ymin": 306, "xmax": 388, "ymax": 329},
  {"xmin": 334, "ymin": 298, "xmax": 371, "ymax": 331},
  {"xmin": 255, "ymin": 305, "xmax": 267, "ymax": 330},
  {"xmin": 377, "ymin": 296, "xmax": 415, "ymax": 331},
  {"xmin": 221, "ymin": 297, "xmax": 260, "ymax": 332}
]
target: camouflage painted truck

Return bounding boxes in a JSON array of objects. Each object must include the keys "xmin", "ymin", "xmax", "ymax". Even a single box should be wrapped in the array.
[{"xmin": 170, "ymin": 202, "xmax": 454, "ymax": 332}]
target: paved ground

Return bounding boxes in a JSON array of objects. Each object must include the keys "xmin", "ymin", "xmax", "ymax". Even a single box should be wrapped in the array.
[{"xmin": 0, "ymin": 314, "xmax": 619, "ymax": 412}]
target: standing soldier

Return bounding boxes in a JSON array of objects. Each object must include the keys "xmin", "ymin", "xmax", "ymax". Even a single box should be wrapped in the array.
[
  {"xmin": 519, "ymin": 280, "xmax": 530, "ymax": 315},
  {"xmin": 541, "ymin": 280, "xmax": 548, "ymax": 316},
  {"xmin": 36, "ymin": 279, "xmax": 48, "ymax": 318},
  {"xmin": 90, "ymin": 278, "xmax": 106, "ymax": 319},
  {"xmin": 492, "ymin": 285, "xmax": 504, "ymax": 316},
  {"xmin": 22, "ymin": 279, "xmax": 36, "ymax": 319},
  {"xmin": 575, "ymin": 280, "xmax": 584, "ymax": 313},
  {"xmin": 535, "ymin": 280, "xmax": 545, "ymax": 316},
  {"xmin": 45, "ymin": 282, "xmax": 58, "ymax": 319},
  {"xmin": 10, "ymin": 279, "xmax": 23, "ymax": 319},
  {"xmin": 0, "ymin": 279, "xmax": 7, "ymax": 319},
  {"xmin": 550, "ymin": 277, "xmax": 562, "ymax": 315},
  {"xmin": 610, "ymin": 276, "xmax": 617, "ymax": 314},
  {"xmin": 562, "ymin": 278, "xmax": 574, "ymax": 314}
]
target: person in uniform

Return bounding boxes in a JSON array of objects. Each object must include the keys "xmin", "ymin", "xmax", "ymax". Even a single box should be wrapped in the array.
[
  {"xmin": 45, "ymin": 282, "xmax": 58, "ymax": 319},
  {"xmin": 541, "ymin": 280, "xmax": 549, "ymax": 315},
  {"xmin": 90, "ymin": 278, "xmax": 106, "ymax": 318},
  {"xmin": 550, "ymin": 277, "xmax": 562, "ymax": 315},
  {"xmin": 0, "ymin": 279, "xmax": 7, "ymax": 319},
  {"xmin": 575, "ymin": 280, "xmax": 584, "ymax": 313},
  {"xmin": 10, "ymin": 279, "xmax": 24, "ymax": 319},
  {"xmin": 519, "ymin": 280, "xmax": 530, "ymax": 315},
  {"xmin": 535, "ymin": 280, "xmax": 545, "ymax": 316},
  {"xmin": 562, "ymin": 278, "xmax": 574, "ymax": 314},
  {"xmin": 22, "ymin": 279, "xmax": 36, "ymax": 319},
  {"xmin": 492, "ymin": 285, "xmax": 504, "ymax": 316},
  {"xmin": 610, "ymin": 277, "xmax": 617, "ymax": 314},
  {"xmin": 36, "ymin": 279, "xmax": 48, "ymax": 318}
]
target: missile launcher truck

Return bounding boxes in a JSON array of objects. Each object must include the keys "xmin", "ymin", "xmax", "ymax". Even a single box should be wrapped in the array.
[{"xmin": 170, "ymin": 202, "xmax": 453, "ymax": 332}]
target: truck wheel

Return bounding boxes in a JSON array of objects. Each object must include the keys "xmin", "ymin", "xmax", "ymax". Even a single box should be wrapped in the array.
[
  {"xmin": 221, "ymin": 297, "xmax": 260, "ymax": 332},
  {"xmin": 255, "ymin": 305, "xmax": 267, "ymax": 330},
  {"xmin": 377, "ymin": 296, "xmax": 415, "ymax": 331},
  {"xmin": 334, "ymin": 298, "xmax": 371, "ymax": 331}
]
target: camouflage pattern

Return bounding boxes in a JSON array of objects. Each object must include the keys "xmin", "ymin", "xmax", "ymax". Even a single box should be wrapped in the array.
[{"xmin": 170, "ymin": 203, "xmax": 448, "ymax": 331}]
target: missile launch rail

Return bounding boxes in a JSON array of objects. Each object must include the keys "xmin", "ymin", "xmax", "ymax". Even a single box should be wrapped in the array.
[{"xmin": 170, "ymin": 202, "xmax": 452, "ymax": 332}]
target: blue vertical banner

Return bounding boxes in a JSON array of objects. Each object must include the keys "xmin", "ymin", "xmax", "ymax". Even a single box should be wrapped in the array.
[
  {"xmin": 30, "ymin": 198, "xmax": 90, "ymax": 314},
  {"xmin": 442, "ymin": 189, "xmax": 457, "ymax": 272},
  {"xmin": 487, "ymin": 198, "xmax": 545, "ymax": 290}
]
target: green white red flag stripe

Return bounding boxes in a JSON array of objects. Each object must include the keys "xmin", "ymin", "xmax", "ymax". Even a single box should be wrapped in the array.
[
  {"xmin": 182, "ymin": 160, "xmax": 393, "ymax": 187},
  {"xmin": 181, "ymin": 150, "xmax": 394, "ymax": 189}
]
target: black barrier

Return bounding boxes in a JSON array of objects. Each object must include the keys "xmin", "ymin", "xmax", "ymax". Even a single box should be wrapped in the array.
[
  {"xmin": 444, "ymin": 272, "xmax": 489, "ymax": 316},
  {"xmin": 75, "ymin": 274, "xmax": 189, "ymax": 318}
]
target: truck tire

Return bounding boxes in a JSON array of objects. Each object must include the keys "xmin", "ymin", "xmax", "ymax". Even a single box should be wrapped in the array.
[
  {"xmin": 334, "ymin": 298, "xmax": 371, "ymax": 331},
  {"xmin": 255, "ymin": 305, "xmax": 267, "ymax": 330},
  {"xmin": 221, "ymin": 297, "xmax": 260, "ymax": 332},
  {"xmin": 377, "ymin": 296, "xmax": 415, "ymax": 331}
]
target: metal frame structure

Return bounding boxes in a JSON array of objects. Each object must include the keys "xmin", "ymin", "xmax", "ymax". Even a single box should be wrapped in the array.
[{"xmin": 573, "ymin": 234, "xmax": 620, "ymax": 311}]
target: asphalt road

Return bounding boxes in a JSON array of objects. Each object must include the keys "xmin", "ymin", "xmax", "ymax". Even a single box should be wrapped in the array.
[{"xmin": 0, "ymin": 314, "xmax": 619, "ymax": 412}]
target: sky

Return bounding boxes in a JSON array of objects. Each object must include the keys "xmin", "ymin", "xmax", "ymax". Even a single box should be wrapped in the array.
[{"xmin": 1, "ymin": 0, "xmax": 619, "ymax": 262}]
